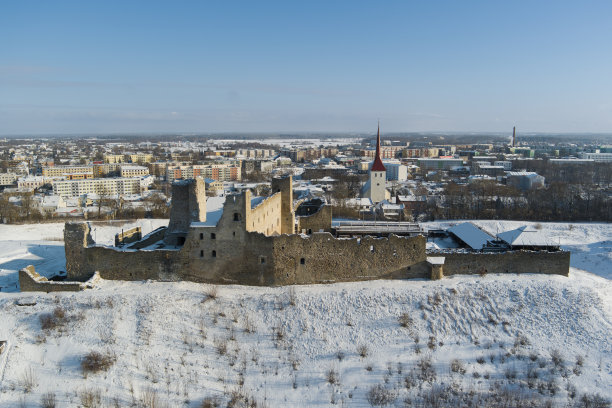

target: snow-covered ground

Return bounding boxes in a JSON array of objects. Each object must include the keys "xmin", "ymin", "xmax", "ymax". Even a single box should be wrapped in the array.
[{"xmin": 0, "ymin": 220, "xmax": 610, "ymax": 407}]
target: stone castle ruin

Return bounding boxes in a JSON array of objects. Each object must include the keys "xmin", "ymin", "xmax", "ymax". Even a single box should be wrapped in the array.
[{"xmin": 21, "ymin": 175, "xmax": 570, "ymax": 290}]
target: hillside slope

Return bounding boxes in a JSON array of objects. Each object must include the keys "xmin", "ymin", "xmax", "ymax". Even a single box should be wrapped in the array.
[{"xmin": 0, "ymin": 221, "xmax": 610, "ymax": 407}]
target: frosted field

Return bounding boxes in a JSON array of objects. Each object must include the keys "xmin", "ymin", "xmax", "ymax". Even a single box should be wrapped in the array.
[{"xmin": 0, "ymin": 221, "xmax": 610, "ymax": 407}]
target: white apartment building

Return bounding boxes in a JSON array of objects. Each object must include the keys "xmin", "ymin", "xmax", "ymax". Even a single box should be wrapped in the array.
[
  {"xmin": 384, "ymin": 162, "xmax": 408, "ymax": 181},
  {"xmin": 52, "ymin": 177, "xmax": 142, "ymax": 198},
  {"xmin": 578, "ymin": 152, "xmax": 612, "ymax": 162},
  {"xmin": 120, "ymin": 165, "xmax": 150, "ymax": 178},
  {"xmin": 42, "ymin": 165, "xmax": 93, "ymax": 177},
  {"xmin": 0, "ymin": 173, "xmax": 18, "ymax": 186},
  {"xmin": 494, "ymin": 161, "xmax": 512, "ymax": 170}
]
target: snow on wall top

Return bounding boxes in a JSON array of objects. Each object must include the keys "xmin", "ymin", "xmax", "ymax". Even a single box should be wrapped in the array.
[{"xmin": 191, "ymin": 196, "xmax": 226, "ymax": 227}]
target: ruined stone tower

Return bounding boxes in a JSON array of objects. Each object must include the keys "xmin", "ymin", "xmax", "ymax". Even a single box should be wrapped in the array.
[
  {"xmin": 164, "ymin": 177, "xmax": 206, "ymax": 245},
  {"xmin": 64, "ymin": 222, "xmax": 95, "ymax": 281},
  {"xmin": 271, "ymin": 175, "xmax": 295, "ymax": 234}
]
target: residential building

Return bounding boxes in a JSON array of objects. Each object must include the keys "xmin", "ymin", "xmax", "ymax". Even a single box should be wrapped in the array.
[
  {"xmin": 52, "ymin": 177, "xmax": 143, "ymax": 198},
  {"xmin": 104, "ymin": 154, "xmax": 126, "ymax": 164},
  {"xmin": 166, "ymin": 164, "xmax": 241, "ymax": 183},
  {"xmin": 120, "ymin": 165, "xmax": 150, "ymax": 178},
  {"xmin": 42, "ymin": 165, "xmax": 94, "ymax": 178},
  {"xmin": 0, "ymin": 173, "xmax": 18, "ymax": 186},
  {"xmin": 506, "ymin": 172, "xmax": 545, "ymax": 190},
  {"xmin": 578, "ymin": 152, "xmax": 612, "ymax": 162}
]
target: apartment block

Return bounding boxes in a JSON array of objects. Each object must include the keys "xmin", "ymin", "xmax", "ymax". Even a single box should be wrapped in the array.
[
  {"xmin": 42, "ymin": 165, "xmax": 94, "ymax": 178},
  {"xmin": 120, "ymin": 165, "xmax": 150, "ymax": 178},
  {"xmin": 52, "ymin": 178, "xmax": 142, "ymax": 198},
  {"xmin": 166, "ymin": 164, "xmax": 241, "ymax": 182}
]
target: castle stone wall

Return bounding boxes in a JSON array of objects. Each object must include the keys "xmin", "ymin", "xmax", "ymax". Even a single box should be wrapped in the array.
[
  {"xmin": 19, "ymin": 266, "xmax": 82, "ymax": 292},
  {"xmin": 439, "ymin": 251, "xmax": 570, "ymax": 277},
  {"xmin": 271, "ymin": 176, "xmax": 295, "ymax": 234},
  {"xmin": 270, "ymin": 233, "xmax": 429, "ymax": 285},
  {"xmin": 65, "ymin": 222, "xmax": 95, "ymax": 281},
  {"xmin": 246, "ymin": 191, "xmax": 282, "ymax": 236},
  {"xmin": 115, "ymin": 227, "xmax": 142, "ymax": 246},
  {"xmin": 297, "ymin": 205, "xmax": 332, "ymax": 234},
  {"xmin": 61, "ymin": 174, "xmax": 570, "ymax": 287}
]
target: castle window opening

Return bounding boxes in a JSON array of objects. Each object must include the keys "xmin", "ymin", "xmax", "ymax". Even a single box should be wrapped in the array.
[
  {"xmin": 370, "ymin": 245, "xmax": 375, "ymax": 252},
  {"xmin": 300, "ymin": 258, "xmax": 305, "ymax": 265},
  {"xmin": 233, "ymin": 212, "xmax": 241, "ymax": 221},
  {"xmin": 200, "ymin": 250, "xmax": 204, "ymax": 257},
  {"xmin": 233, "ymin": 231, "xmax": 236, "ymax": 237},
  {"xmin": 211, "ymin": 233, "xmax": 216, "ymax": 240},
  {"xmin": 178, "ymin": 237, "xmax": 185, "ymax": 246},
  {"xmin": 260, "ymin": 256, "xmax": 266, "ymax": 264},
  {"xmin": 212, "ymin": 250, "xmax": 216, "ymax": 257},
  {"xmin": 199, "ymin": 233, "xmax": 203, "ymax": 240}
]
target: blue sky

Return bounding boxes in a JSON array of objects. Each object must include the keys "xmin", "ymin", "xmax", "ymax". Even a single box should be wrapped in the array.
[{"xmin": 1, "ymin": 1, "xmax": 611, "ymax": 134}]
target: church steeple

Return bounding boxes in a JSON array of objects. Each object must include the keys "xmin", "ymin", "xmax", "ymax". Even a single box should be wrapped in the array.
[{"xmin": 371, "ymin": 122, "xmax": 386, "ymax": 171}]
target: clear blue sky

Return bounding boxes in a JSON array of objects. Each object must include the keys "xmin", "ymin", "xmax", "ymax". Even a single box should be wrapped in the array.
[{"xmin": 1, "ymin": 1, "xmax": 611, "ymax": 135}]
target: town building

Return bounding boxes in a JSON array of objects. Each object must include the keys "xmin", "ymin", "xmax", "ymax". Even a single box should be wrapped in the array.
[
  {"xmin": 52, "ymin": 177, "xmax": 144, "ymax": 198},
  {"xmin": 166, "ymin": 164, "xmax": 241, "ymax": 183},
  {"xmin": 361, "ymin": 125, "xmax": 391, "ymax": 204},
  {"xmin": 42, "ymin": 165, "xmax": 94, "ymax": 178},
  {"xmin": 120, "ymin": 165, "xmax": 150, "ymax": 178}
]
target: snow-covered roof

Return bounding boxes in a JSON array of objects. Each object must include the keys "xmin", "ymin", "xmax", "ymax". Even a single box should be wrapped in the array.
[
  {"xmin": 506, "ymin": 171, "xmax": 540, "ymax": 177},
  {"xmin": 448, "ymin": 222, "xmax": 495, "ymax": 250},
  {"xmin": 345, "ymin": 197, "xmax": 373, "ymax": 207},
  {"xmin": 497, "ymin": 225, "xmax": 553, "ymax": 247},
  {"xmin": 191, "ymin": 196, "xmax": 226, "ymax": 227}
]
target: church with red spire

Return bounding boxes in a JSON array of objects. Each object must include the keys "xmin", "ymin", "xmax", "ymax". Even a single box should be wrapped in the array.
[{"xmin": 361, "ymin": 123, "xmax": 390, "ymax": 204}]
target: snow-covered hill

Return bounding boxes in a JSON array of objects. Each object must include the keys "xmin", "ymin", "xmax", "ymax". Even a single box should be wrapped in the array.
[{"xmin": 0, "ymin": 221, "xmax": 610, "ymax": 407}]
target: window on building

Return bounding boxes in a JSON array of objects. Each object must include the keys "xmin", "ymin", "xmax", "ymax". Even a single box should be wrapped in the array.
[
  {"xmin": 260, "ymin": 256, "xmax": 266, "ymax": 264},
  {"xmin": 300, "ymin": 258, "xmax": 305, "ymax": 265},
  {"xmin": 233, "ymin": 212, "xmax": 241, "ymax": 221},
  {"xmin": 199, "ymin": 233, "xmax": 203, "ymax": 240},
  {"xmin": 200, "ymin": 250, "xmax": 204, "ymax": 257},
  {"xmin": 211, "ymin": 233, "xmax": 216, "ymax": 239},
  {"xmin": 212, "ymin": 250, "xmax": 216, "ymax": 257}
]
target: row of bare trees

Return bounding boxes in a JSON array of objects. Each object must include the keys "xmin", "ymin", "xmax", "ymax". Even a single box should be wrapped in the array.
[{"xmin": 428, "ymin": 180, "xmax": 611, "ymax": 222}]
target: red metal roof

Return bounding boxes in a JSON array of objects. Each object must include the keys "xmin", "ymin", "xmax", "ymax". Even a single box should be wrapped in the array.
[{"xmin": 371, "ymin": 123, "xmax": 386, "ymax": 171}]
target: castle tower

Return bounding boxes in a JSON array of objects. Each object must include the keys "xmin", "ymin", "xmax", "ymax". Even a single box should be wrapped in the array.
[
  {"xmin": 368, "ymin": 123, "xmax": 388, "ymax": 203},
  {"xmin": 165, "ymin": 177, "xmax": 206, "ymax": 245},
  {"xmin": 271, "ymin": 175, "xmax": 295, "ymax": 234}
]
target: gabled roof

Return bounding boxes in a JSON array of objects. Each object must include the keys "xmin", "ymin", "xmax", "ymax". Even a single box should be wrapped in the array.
[
  {"xmin": 448, "ymin": 222, "xmax": 495, "ymax": 250},
  {"xmin": 497, "ymin": 225, "xmax": 552, "ymax": 247}
]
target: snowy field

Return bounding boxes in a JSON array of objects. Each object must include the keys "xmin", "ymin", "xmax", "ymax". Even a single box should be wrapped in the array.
[{"xmin": 0, "ymin": 220, "xmax": 610, "ymax": 407}]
